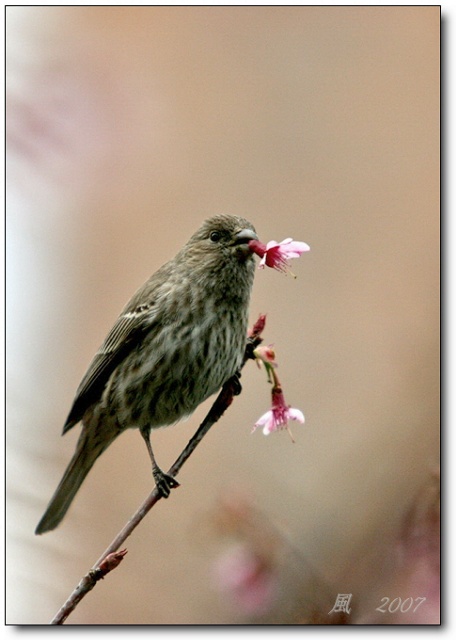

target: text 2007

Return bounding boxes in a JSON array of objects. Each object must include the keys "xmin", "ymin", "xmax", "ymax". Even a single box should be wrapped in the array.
[{"xmin": 376, "ymin": 596, "xmax": 426, "ymax": 614}]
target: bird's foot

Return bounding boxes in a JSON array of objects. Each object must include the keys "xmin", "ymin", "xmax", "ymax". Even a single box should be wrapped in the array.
[
  {"xmin": 231, "ymin": 370, "xmax": 242, "ymax": 396},
  {"xmin": 153, "ymin": 468, "xmax": 180, "ymax": 499}
]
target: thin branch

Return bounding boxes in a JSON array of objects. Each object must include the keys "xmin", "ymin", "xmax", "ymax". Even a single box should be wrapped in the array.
[{"xmin": 50, "ymin": 326, "xmax": 264, "ymax": 624}]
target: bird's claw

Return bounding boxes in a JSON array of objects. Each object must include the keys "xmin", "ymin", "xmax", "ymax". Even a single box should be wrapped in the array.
[{"xmin": 153, "ymin": 469, "xmax": 180, "ymax": 499}]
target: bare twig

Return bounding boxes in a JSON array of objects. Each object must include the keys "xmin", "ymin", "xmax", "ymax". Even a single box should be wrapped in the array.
[{"xmin": 50, "ymin": 325, "xmax": 264, "ymax": 624}]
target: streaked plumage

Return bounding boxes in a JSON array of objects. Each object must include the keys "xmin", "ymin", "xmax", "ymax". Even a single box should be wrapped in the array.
[{"xmin": 36, "ymin": 214, "xmax": 257, "ymax": 534}]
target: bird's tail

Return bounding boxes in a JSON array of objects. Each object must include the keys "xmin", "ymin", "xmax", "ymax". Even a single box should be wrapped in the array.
[{"xmin": 35, "ymin": 427, "xmax": 113, "ymax": 534}]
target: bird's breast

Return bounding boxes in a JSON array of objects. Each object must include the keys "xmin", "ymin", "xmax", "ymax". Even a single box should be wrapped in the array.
[{"xmin": 104, "ymin": 300, "xmax": 249, "ymax": 430}]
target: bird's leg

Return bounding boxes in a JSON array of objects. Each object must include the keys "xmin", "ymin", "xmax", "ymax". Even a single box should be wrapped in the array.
[{"xmin": 140, "ymin": 427, "xmax": 180, "ymax": 499}]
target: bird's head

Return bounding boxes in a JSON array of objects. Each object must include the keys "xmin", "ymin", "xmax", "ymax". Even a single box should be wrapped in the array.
[{"xmin": 184, "ymin": 214, "xmax": 258, "ymax": 268}]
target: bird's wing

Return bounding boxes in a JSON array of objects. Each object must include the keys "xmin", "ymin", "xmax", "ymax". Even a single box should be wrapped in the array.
[{"xmin": 62, "ymin": 306, "xmax": 155, "ymax": 433}]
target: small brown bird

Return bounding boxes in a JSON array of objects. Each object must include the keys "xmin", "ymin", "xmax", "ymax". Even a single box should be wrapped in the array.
[{"xmin": 36, "ymin": 214, "xmax": 258, "ymax": 534}]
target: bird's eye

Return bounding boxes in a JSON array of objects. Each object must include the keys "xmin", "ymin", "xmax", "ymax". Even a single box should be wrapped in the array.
[{"xmin": 210, "ymin": 231, "xmax": 222, "ymax": 242}]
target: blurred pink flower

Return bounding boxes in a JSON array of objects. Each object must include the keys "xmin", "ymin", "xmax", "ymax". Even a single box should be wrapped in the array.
[{"xmin": 212, "ymin": 543, "xmax": 277, "ymax": 615}]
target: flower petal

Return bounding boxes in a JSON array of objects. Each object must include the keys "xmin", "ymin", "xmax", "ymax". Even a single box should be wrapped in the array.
[
  {"xmin": 287, "ymin": 407, "xmax": 305, "ymax": 423},
  {"xmin": 255, "ymin": 410, "xmax": 273, "ymax": 427}
]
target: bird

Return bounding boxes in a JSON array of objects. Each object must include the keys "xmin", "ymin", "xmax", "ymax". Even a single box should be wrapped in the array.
[{"xmin": 35, "ymin": 214, "xmax": 258, "ymax": 534}]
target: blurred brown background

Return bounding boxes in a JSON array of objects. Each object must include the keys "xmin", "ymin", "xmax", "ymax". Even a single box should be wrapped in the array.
[{"xmin": 6, "ymin": 6, "xmax": 439, "ymax": 625}]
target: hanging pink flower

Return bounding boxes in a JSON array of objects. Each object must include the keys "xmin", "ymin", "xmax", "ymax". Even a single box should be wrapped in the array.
[{"xmin": 253, "ymin": 384, "xmax": 305, "ymax": 442}]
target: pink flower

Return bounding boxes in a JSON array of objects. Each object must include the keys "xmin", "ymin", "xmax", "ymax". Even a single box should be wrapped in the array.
[
  {"xmin": 249, "ymin": 238, "xmax": 310, "ymax": 275},
  {"xmin": 253, "ymin": 385, "xmax": 304, "ymax": 442}
]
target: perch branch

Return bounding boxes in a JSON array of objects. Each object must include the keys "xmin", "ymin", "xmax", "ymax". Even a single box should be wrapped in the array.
[{"xmin": 50, "ymin": 323, "xmax": 264, "ymax": 624}]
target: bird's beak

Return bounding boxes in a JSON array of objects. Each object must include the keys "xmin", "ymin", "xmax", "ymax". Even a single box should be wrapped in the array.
[
  {"xmin": 233, "ymin": 228, "xmax": 258, "ymax": 246},
  {"xmin": 232, "ymin": 228, "xmax": 259, "ymax": 258}
]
